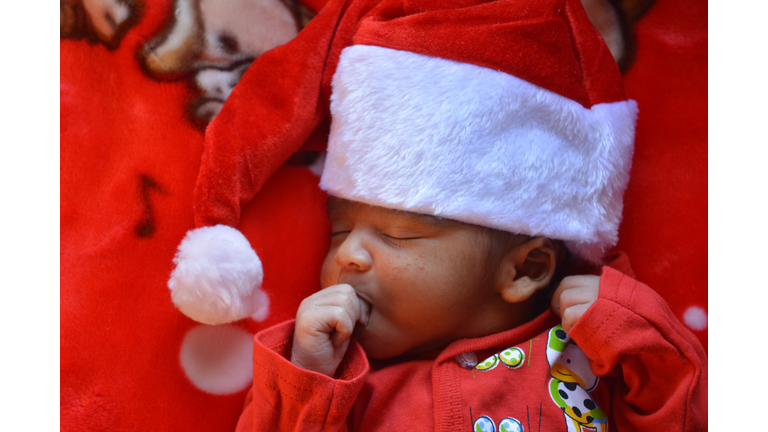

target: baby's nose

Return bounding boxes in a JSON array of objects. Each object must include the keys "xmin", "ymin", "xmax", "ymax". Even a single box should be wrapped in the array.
[{"xmin": 335, "ymin": 232, "xmax": 372, "ymax": 271}]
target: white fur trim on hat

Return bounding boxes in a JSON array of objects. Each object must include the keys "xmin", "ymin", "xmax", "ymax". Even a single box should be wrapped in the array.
[
  {"xmin": 320, "ymin": 45, "xmax": 638, "ymax": 262},
  {"xmin": 168, "ymin": 225, "xmax": 265, "ymax": 325}
]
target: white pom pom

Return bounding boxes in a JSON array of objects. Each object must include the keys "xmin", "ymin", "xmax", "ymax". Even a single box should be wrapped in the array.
[{"xmin": 168, "ymin": 225, "xmax": 265, "ymax": 325}]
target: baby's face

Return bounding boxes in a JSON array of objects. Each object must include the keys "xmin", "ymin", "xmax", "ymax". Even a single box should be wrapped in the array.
[{"xmin": 321, "ymin": 198, "xmax": 519, "ymax": 359}]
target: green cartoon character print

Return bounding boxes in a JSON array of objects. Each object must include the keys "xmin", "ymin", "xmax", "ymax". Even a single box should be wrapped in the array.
[
  {"xmin": 476, "ymin": 354, "xmax": 500, "ymax": 371},
  {"xmin": 476, "ymin": 346, "xmax": 525, "ymax": 372},
  {"xmin": 498, "ymin": 417, "xmax": 524, "ymax": 432},
  {"xmin": 499, "ymin": 347, "xmax": 525, "ymax": 369},
  {"xmin": 474, "ymin": 415, "xmax": 496, "ymax": 432},
  {"xmin": 546, "ymin": 326, "xmax": 608, "ymax": 432}
]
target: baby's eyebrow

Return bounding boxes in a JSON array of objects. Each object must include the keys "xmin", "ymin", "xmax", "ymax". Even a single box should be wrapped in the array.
[{"xmin": 386, "ymin": 208, "xmax": 452, "ymax": 228}]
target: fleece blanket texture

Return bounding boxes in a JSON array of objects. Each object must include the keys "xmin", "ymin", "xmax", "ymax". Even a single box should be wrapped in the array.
[{"xmin": 60, "ymin": 0, "xmax": 707, "ymax": 430}]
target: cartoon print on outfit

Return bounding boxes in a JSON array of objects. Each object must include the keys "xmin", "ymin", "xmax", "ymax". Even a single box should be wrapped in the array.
[
  {"xmin": 473, "ymin": 346, "xmax": 526, "ymax": 431},
  {"xmin": 476, "ymin": 353, "xmax": 500, "ymax": 371},
  {"xmin": 546, "ymin": 325, "xmax": 608, "ymax": 432},
  {"xmin": 476, "ymin": 346, "xmax": 525, "ymax": 372},
  {"xmin": 473, "ymin": 415, "xmax": 525, "ymax": 432},
  {"xmin": 474, "ymin": 415, "xmax": 496, "ymax": 432},
  {"xmin": 499, "ymin": 347, "xmax": 525, "ymax": 369},
  {"xmin": 499, "ymin": 417, "xmax": 525, "ymax": 432}
]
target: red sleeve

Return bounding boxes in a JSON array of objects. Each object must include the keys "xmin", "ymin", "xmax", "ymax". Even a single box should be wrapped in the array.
[
  {"xmin": 569, "ymin": 267, "xmax": 708, "ymax": 432},
  {"xmin": 236, "ymin": 320, "xmax": 370, "ymax": 432}
]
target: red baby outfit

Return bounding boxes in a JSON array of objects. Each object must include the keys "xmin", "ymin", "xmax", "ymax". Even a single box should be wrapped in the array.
[{"xmin": 236, "ymin": 257, "xmax": 708, "ymax": 431}]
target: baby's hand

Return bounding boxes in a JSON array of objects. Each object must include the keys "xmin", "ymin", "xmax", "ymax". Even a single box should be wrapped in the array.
[
  {"xmin": 550, "ymin": 275, "xmax": 600, "ymax": 333},
  {"xmin": 291, "ymin": 284, "xmax": 370, "ymax": 377}
]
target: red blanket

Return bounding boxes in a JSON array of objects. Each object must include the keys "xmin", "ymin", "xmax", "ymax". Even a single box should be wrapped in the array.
[{"xmin": 60, "ymin": 0, "xmax": 706, "ymax": 430}]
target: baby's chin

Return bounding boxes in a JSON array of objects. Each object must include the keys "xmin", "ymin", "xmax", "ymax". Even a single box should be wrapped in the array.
[
  {"xmin": 354, "ymin": 327, "xmax": 451, "ymax": 361},
  {"xmin": 353, "ymin": 327, "xmax": 405, "ymax": 360}
]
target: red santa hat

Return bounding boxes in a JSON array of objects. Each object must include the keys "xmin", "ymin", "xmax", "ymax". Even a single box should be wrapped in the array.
[{"xmin": 169, "ymin": 0, "xmax": 638, "ymax": 325}]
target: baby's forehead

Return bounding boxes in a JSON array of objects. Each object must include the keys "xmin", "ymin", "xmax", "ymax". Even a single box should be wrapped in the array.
[{"xmin": 327, "ymin": 197, "xmax": 453, "ymax": 227}]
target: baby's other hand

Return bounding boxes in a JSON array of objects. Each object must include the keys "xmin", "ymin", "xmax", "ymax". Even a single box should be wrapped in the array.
[
  {"xmin": 550, "ymin": 275, "xmax": 600, "ymax": 333},
  {"xmin": 291, "ymin": 284, "xmax": 370, "ymax": 377}
]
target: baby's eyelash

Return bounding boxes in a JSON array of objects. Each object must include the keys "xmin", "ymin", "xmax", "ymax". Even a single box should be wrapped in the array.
[
  {"xmin": 329, "ymin": 231, "xmax": 350, "ymax": 237},
  {"xmin": 382, "ymin": 234, "xmax": 415, "ymax": 246}
]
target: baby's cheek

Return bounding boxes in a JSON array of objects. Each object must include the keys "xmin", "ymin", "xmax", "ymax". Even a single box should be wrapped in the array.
[
  {"xmin": 319, "ymin": 255, "xmax": 338, "ymax": 288},
  {"xmin": 374, "ymin": 259, "xmax": 396, "ymax": 282},
  {"xmin": 377, "ymin": 255, "xmax": 421, "ymax": 283}
]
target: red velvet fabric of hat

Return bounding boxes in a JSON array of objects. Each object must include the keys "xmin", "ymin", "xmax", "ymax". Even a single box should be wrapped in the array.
[{"xmin": 351, "ymin": 0, "xmax": 627, "ymax": 107}]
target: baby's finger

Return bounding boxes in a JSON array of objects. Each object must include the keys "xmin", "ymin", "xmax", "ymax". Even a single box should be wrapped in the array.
[
  {"xmin": 550, "ymin": 275, "xmax": 600, "ymax": 315},
  {"xmin": 556, "ymin": 286, "xmax": 598, "ymax": 317},
  {"xmin": 319, "ymin": 284, "xmax": 369, "ymax": 327},
  {"xmin": 325, "ymin": 305, "xmax": 356, "ymax": 347},
  {"xmin": 311, "ymin": 285, "xmax": 362, "ymax": 323},
  {"xmin": 561, "ymin": 303, "xmax": 590, "ymax": 334}
]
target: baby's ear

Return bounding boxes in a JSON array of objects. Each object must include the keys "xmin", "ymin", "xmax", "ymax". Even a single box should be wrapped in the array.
[{"xmin": 497, "ymin": 237, "xmax": 557, "ymax": 303}]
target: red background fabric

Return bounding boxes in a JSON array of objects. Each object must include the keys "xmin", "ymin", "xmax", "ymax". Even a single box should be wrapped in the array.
[
  {"xmin": 60, "ymin": 0, "xmax": 707, "ymax": 430},
  {"xmin": 615, "ymin": 0, "xmax": 708, "ymax": 351},
  {"xmin": 61, "ymin": 1, "xmax": 331, "ymax": 431}
]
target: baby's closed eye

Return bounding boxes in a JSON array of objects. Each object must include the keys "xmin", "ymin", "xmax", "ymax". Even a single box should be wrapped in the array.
[{"xmin": 380, "ymin": 234, "xmax": 418, "ymax": 246}]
